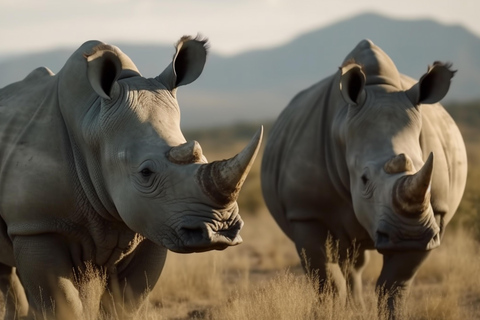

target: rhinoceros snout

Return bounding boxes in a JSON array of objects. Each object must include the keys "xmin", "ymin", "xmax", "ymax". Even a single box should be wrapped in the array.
[
  {"xmin": 169, "ymin": 216, "xmax": 244, "ymax": 253},
  {"xmin": 374, "ymin": 225, "xmax": 440, "ymax": 253}
]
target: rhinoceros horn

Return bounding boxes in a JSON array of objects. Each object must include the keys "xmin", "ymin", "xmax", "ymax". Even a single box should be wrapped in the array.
[
  {"xmin": 384, "ymin": 153, "xmax": 414, "ymax": 174},
  {"xmin": 196, "ymin": 127, "xmax": 263, "ymax": 205},
  {"xmin": 392, "ymin": 152, "xmax": 434, "ymax": 217},
  {"xmin": 168, "ymin": 140, "xmax": 206, "ymax": 164}
]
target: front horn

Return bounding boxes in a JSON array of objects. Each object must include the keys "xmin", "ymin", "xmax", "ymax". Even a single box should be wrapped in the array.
[
  {"xmin": 392, "ymin": 152, "xmax": 434, "ymax": 217},
  {"xmin": 196, "ymin": 126, "xmax": 263, "ymax": 205}
]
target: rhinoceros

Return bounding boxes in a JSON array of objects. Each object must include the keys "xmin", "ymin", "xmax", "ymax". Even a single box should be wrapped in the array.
[
  {"xmin": 0, "ymin": 36, "xmax": 262, "ymax": 319},
  {"xmin": 261, "ymin": 39, "xmax": 467, "ymax": 317}
]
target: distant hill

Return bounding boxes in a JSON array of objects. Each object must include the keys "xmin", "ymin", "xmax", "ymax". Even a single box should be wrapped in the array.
[{"xmin": 1, "ymin": 13, "xmax": 480, "ymax": 129}]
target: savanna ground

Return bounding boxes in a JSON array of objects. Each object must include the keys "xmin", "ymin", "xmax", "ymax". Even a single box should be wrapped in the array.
[{"xmin": 1, "ymin": 102, "xmax": 480, "ymax": 319}]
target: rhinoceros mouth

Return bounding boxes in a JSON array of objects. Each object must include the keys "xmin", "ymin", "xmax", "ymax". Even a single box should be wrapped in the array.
[
  {"xmin": 374, "ymin": 211, "xmax": 441, "ymax": 253},
  {"xmin": 374, "ymin": 229, "xmax": 440, "ymax": 253},
  {"xmin": 165, "ymin": 216, "xmax": 244, "ymax": 253}
]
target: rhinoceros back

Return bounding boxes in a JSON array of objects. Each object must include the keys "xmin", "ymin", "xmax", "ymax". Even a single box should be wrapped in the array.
[
  {"xmin": 0, "ymin": 67, "xmax": 76, "ymax": 225},
  {"xmin": 0, "ymin": 67, "xmax": 57, "ymax": 160}
]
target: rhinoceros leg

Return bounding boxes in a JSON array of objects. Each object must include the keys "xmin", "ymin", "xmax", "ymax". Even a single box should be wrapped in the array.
[
  {"xmin": 101, "ymin": 239, "xmax": 167, "ymax": 318},
  {"xmin": 291, "ymin": 220, "xmax": 348, "ymax": 301},
  {"xmin": 339, "ymin": 249, "xmax": 369, "ymax": 310},
  {"xmin": 13, "ymin": 235, "xmax": 83, "ymax": 320},
  {"xmin": 376, "ymin": 250, "xmax": 430, "ymax": 319},
  {"xmin": 0, "ymin": 264, "xmax": 29, "ymax": 320}
]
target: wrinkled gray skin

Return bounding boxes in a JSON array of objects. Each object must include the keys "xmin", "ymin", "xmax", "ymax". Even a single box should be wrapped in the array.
[
  {"xmin": 0, "ymin": 36, "xmax": 262, "ymax": 319},
  {"xmin": 261, "ymin": 39, "xmax": 467, "ymax": 318}
]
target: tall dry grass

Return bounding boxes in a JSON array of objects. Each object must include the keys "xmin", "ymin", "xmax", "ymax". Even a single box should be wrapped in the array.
[
  {"xmin": 404, "ymin": 228, "xmax": 480, "ymax": 319},
  {"xmin": 147, "ymin": 211, "xmax": 299, "ymax": 319},
  {"xmin": 148, "ymin": 212, "xmax": 480, "ymax": 320},
  {"xmin": 1, "ymin": 212, "xmax": 479, "ymax": 320},
  {"xmin": 2, "ymin": 114, "xmax": 480, "ymax": 319}
]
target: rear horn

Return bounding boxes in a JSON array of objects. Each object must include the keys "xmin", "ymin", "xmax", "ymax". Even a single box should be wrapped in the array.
[{"xmin": 168, "ymin": 141, "xmax": 206, "ymax": 164}]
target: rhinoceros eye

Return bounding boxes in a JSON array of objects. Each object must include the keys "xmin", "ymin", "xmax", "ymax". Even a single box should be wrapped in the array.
[
  {"xmin": 140, "ymin": 168, "xmax": 153, "ymax": 177},
  {"xmin": 361, "ymin": 172, "xmax": 374, "ymax": 198},
  {"xmin": 132, "ymin": 162, "xmax": 165, "ymax": 197},
  {"xmin": 361, "ymin": 174, "xmax": 369, "ymax": 186}
]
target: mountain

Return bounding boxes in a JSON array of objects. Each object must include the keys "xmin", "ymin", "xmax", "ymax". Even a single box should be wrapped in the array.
[{"xmin": 1, "ymin": 13, "xmax": 480, "ymax": 128}]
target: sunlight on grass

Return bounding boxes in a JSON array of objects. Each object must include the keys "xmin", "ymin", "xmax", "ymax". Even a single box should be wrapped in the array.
[
  {"xmin": 1, "ymin": 213, "xmax": 479, "ymax": 320},
  {"xmin": 146, "ymin": 214, "xmax": 480, "ymax": 320},
  {"xmin": 1, "ymin": 116, "xmax": 480, "ymax": 319}
]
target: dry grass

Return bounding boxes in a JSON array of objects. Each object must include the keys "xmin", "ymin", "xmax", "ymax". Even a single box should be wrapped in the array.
[
  {"xmin": 147, "ymin": 211, "xmax": 299, "ymax": 319},
  {"xmin": 405, "ymin": 228, "xmax": 480, "ymax": 319},
  {"xmin": 75, "ymin": 263, "xmax": 107, "ymax": 320},
  {"xmin": 0, "ymin": 107, "xmax": 478, "ymax": 319},
  {"xmin": 208, "ymin": 269, "xmax": 322, "ymax": 320},
  {"xmin": 145, "ymin": 212, "xmax": 480, "ymax": 320},
  {"xmin": 2, "ymin": 119, "xmax": 480, "ymax": 319},
  {"xmin": 1, "ymin": 212, "xmax": 479, "ymax": 320}
]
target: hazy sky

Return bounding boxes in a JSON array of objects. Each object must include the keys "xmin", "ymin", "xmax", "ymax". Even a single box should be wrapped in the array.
[{"xmin": 1, "ymin": 0, "xmax": 478, "ymax": 57}]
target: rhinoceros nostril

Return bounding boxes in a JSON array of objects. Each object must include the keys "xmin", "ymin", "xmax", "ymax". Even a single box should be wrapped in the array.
[
  {"xmin": 216, "ymin": 220, "xmax": 243, "ymax": 240},
  {"xmin": 376, "ymin": 231, "xmax": 390, "ymax": 244},
  {"xmin": 180, "ymin": 226, "xmax": 208, "ymax": 243}
]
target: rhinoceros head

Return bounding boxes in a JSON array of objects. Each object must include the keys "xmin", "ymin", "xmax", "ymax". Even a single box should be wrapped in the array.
[
  {"xmin": 80, "ymin": 36, "xmax": 262, "ymax": 253},
  {"xmin": 338, "ymin": 59, "xmax": 455, "ymax": 252}
]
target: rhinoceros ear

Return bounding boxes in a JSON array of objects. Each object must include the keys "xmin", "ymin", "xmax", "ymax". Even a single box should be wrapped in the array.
[
  {"xmin": 406, "ymin": 62, "xmax": 455, "ymax": 105},
  {"xmin": 86, "ymin": 47, "xmax": 122, "ymax": 100},
  {"xmin": 156, "ymin": 36, "xmax": 208, "ymax": 91},
  {"xmin": 340, "ymin": 63, "xmax": 366, "ymax": 106}
]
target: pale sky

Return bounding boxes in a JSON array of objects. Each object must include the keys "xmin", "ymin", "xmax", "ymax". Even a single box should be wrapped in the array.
[{"xmin": 1, "ymin": 0, "xmax": 478, "ymax": 57}]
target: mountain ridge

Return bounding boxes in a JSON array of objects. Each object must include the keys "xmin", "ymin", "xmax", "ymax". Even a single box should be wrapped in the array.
[{"xmin": 1, "ymin": 13, "xmax": 479, "ymax": 128}]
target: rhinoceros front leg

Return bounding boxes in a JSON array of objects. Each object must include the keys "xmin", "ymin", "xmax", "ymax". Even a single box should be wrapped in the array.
[
  {"xmin": 101, "ymin": 239, "xmax": 167, "ymax": 318},
  {"xmin": 0, "ymin": 263, "xmax": 29, "ymax": 320},
  {"xmin": 339, "ymin": 249, "xmax": 369, "ymax": 310},
  {"xmin": 376, "ymin": 250, "xmax": 430, "ymax": 319},
  {"xmin": 13, "ymin": 235, "xmax": 83, "ymax": 320},
  {"xmin": 290, "ymin": 220, "xmax": 348, "ymax": 301}
]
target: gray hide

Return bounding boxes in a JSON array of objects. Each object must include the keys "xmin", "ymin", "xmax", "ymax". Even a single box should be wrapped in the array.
[
  {"xmin": 0, "ymin": 36, "xmax": 262, "ymax": 319},
  {"xmin": 261, "ymin": 39, "xmax": 467, "ymax": 318}
]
